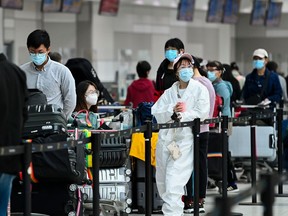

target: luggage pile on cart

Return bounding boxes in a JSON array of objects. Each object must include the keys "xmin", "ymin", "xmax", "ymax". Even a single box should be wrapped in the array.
[{"xmin": 11, "ymin": 104, "xmax": 88, "ymax": 216}]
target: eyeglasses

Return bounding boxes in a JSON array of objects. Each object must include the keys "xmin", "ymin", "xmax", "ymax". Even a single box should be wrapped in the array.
[
  {"xmin": 178, "ymin": 64, "xmax": 193, "ymax": 70},
  {"xmin": 207, "ymin": 67, "xmax": 220, "ymax": 72},
  {"xmin": 29, "ymin": 52, "xmax": 46, "ymax": 56},
  {"xmin": 85, "ymin": 90, "xmax": 100, "ymax": 96}
]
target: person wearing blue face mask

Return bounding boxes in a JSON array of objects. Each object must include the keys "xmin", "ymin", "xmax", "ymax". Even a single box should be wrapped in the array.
[
  {"xmin": 151, "ymin": 53, "xmax": 210, "ymax": 216},
  {"xmin": 206, "ymin": 60, "xmax": 240, "ymax": 193},
  {"xmin": 155, "ymin": 38, "xmax": 185, "ymax": 100},
  {"xmin": 20, "ymin": 29, "xmax": 76, "ymax": 119},
  {"xmin": 242, "ymin": 48, "xmax": 282, "ymax": 107}
]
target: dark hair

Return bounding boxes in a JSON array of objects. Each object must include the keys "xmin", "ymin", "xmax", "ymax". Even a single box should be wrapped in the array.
[
  {"xmin": 164, "ymin": 38, "xmax": 184, "ymax": 51},
  {"xmin": 222, "ymin": 64, "xmax": 235, "ymax": 81},
  {"xmin": 136, "ymin": 61, "xmax": 151, "ymax": 78},
  {"xmin": 75, "ymin": 80, "xmax": 98, "ymax": 113},
  {"xmin": 173, "ymin": 57, "xmax": 192, "ymax": 73},
  {"xmin": 230, "ymin": 62, "xmax": 239, "ymax": 71},
  {"xmin": 49, "ymin": 52, "xmax": 62, "ymax": 63},
  {"xmin": 27, "ymin": 29, "xmax": 50, "ymax": 49},
  {"xmin": 192, "ymin": 55, "xmax": 201, "ymax": 69},
  {"xmin": 206, "ymin": 60, "xmax": 224, "ymax": 71},
  {"xmin": 198, "ymin": 68, "xmax": 207, "ymax": 77},
  {"xmin": 266, "ymin": 61, "xmax": 278, "ymax": 72}
]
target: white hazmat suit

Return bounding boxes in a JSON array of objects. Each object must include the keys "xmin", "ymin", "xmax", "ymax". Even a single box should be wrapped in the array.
[{"xmin": 151, "ymin": 79, "xmax": 210, "ymax": 216}]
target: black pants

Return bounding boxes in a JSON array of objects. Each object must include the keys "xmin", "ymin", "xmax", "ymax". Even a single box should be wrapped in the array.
[
  {"xmin": 185, "ymin": 133, "xmax": 237, "ymax": 201},
  {"xmin": 227, "ymin": 149, "xmax": 237, "ymax": 184},
  {"xmin": 185, "ymin": 132, "xmax": 209, "ymax": 199}
]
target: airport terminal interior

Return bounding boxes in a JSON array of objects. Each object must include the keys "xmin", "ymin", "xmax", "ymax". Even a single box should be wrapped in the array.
[{"xmin": 1, "ymin": 0, "xmax": 288, "ymax": 216}]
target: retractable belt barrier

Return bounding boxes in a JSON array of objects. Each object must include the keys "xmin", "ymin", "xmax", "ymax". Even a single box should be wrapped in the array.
[{"xmin": 0, "ymin": 109, "xmax": 286, "ymax": 216}]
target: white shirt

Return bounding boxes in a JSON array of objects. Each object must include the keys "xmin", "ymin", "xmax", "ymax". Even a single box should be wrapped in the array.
[{"xmin": 20, "ymin": 58, "xmax": 76, "ymax": 118}]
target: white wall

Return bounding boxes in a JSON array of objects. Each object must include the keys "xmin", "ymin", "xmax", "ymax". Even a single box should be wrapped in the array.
[
  {"xmin": 2, "ymin": 1, "xmax": 235, "ymax": 83},
  {"xmin": 235, "ymin": 13, "xmax": 288, "ymax": 76},
  {"xmin": 91, "ymin": 3, "xmax": 235, "ymax": 82},
  {"xmin": 0, "ymin": 9, "xmax": 3, "ymax": 53}
]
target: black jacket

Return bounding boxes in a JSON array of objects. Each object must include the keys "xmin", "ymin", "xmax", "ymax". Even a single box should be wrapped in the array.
[
  {"xmin": 0, "ymin": 53, "xmax": 28, "ymax": 174},
  {"xmin": 155, "ymin": 59, "xmax": 178, "ymax": 93}
]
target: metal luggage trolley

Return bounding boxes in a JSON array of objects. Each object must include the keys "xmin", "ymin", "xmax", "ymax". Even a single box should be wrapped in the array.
[
  {"xmin": 74, "ymin": 106, "xmax": 133, "ymax": 216},
  {"xmin": 229, "ymin": 104, "xmax": 277, "ymax": 182}
]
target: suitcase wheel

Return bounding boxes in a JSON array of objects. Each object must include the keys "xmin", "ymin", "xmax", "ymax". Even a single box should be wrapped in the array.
[
  {"xmin": 68, "ymin": 211, "xmax": 76, "ymax": 216},
  {"xmin": 69, "ymin": 184, "xmax": 77, "ymax": 192},
  {"xmin": 83, "ymin": 193, "xmax": 89, "ymax": 201}
]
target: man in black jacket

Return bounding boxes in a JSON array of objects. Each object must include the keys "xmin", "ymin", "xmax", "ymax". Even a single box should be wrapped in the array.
[{"xmin": 0, "ymin": 53, "xmax": 28, "ymax": 215}]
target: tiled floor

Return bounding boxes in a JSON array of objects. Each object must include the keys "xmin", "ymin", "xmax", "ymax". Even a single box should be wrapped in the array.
[{"xmin": 129, "ymin": 170, "xmax": 288, "ymax": 216}]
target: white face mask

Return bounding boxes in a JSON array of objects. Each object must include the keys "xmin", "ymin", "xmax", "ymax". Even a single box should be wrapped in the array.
[{"xmin": 85, "ymin": 93, "xmax": 98, "ymax": 106}]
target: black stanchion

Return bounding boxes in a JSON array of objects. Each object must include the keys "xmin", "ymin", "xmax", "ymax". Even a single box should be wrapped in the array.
[
  {"xmin": 221, "ymin": 116, "xmax": 228, "ymax": 201},
  {"xmin": 144, "ymin": 121, "xmax": 153, "ymax": 216},
  {"xmin": 239, "ymin": 112, "xmax": 260, "ymax": 205},
  {"xmin": 215, "ymin": 196, "xmax": 232, "ymax": 216},
  {"xmin": 222, "ymin": 116, "xmax": 243, "ymax": 216},
  {"xmin": 193, "ymin": 118, "xmax": 200, "ymax": 216},
  {"xmin": 260, "ymin": 173, "xmax": 275, "ymax": 216},
  {"xmin": 23, "ymin": 140, "xmax": 32, "ymax": 216},
  {"xmin": 275, "ymin": 108, "xmax": 288, "ymax": 197},
  {"xmin": 91, "ymin": 133, "xmax": 101, "ymax": 216}
]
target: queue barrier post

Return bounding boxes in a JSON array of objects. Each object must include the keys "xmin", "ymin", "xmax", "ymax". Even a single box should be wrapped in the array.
[
  {"xmin": 23, "ymin": 140, "xmax": 32, "ymax": 216},
  {"xmin": 144, "ymin": 121, "xmax": 153, "ymax": 216},
  {"xmin": 193, "ymin": 118, "xmax": 200, "ymax": 216},
  {"xmin": 91, "ymin": 133, "xmax": 101, "ymax": 216}
]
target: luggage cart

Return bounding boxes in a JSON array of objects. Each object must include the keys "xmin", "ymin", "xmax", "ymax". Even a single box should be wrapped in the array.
[
  {"xmin": 229, "ymin": 104, "xmax": 277, "ymax": 182},
  {"xmin": 69, "ymin": 107, "xmax": 133, "ymax": 216}
]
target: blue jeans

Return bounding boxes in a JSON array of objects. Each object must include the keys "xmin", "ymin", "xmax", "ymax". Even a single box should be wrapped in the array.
[{"xmin": 0, "ymin": 173, "xmax": 15, "ymax": 216}]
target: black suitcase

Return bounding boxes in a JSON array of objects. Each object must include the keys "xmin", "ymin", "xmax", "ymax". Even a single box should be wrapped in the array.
[
  {"xmin": 100, "ymin": 137, "xmax": 129, "ymax": 168},
  {"xmin": 11, "ymin": 181, "xmax": 85, "ymax": 216},
  {"xmin": 23, "ymin": 104, "xmax": 67, "ymax": 138},
  {"xmin": 86, "ymin": 136, "xmax": 129, "ymax": 169},
  {"xmin": 207, "ymin": 132, "xmax": 223, "ymax": 181},
  {"xmin": 132, "ymin": 159, "xmax": 163, "ymax": 213},
  {"xmin": 32, "ymin": 133, "xmax": 88, "ymax": 185}
]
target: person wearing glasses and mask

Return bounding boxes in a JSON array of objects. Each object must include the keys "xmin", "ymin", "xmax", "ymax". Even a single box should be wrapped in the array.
[
  {"xmin": 152, "ymin": 53, "xmax": 210, "ymax": 216},
  {"xmin": 206, "ymin": 60, "xmax": 239, "ymax": 193},
  {"xmin": 68, "ymin": 80, "xmax": 99, "ymax": 129},
  {"xmin": 74, "ymin": 80, "xmax": 99, "ymax": 113},
  {"xmin": 155, "ymin": 38, "xmax": 185, "ymax": 100},
  {"xmin": 20, "ymin": 29, "xmax": 76, "ymax": 119}
]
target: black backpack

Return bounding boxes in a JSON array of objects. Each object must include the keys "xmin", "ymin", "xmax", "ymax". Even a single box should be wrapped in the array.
[
  {"xmin": 32, "ymin": 133, "xmax": 87, "ymax": 184},
  {"xmin": 26, "ymin": 89, "xmax": 47, "ymax": 105},
  {"xmin": 65, "ymin": 58, "xmax": 114, "ymax": 104}
]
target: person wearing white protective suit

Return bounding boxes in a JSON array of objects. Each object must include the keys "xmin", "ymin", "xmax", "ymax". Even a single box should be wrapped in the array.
[{"xmin": 151, "ymin": 53, "xmax": 210, "ymax": 216}]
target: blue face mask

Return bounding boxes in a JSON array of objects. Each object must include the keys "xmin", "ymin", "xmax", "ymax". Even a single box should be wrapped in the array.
[
  {"xmin": 207, "ymin": 71, "xmax": 217, "ymax": 82},
  {"xmin": 253, "ymin": 60, "xmax": 265, "ymax": 70},
  {"xmin": 179, "ymin": 68, "xmax": 193, "ymax": 83},
  {"xmin": 30, "ymin": 53, "xmax": 47, "ymax": 66},
  {"xmin": 165, "ymin": 50, "xmax": 178, "ymax": 62}
]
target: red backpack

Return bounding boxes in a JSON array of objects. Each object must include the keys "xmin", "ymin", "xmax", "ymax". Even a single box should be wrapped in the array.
[{"xmin": 210, "ymin": 95, "xmax": 223, "ymax": 128}]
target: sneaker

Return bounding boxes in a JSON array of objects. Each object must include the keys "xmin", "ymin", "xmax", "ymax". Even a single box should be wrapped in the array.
[
  {"xmin": 207, "ymin": 181, "xmax": 217, "ymax": 190},
  {"xmin": 227, "ymin": 184, "xmax": 239, "ymax": 193},
  {"xmin": 183, "ymin": 199, "xmax": 205, "ymax": 214},
  {"xmin": 183, "ymin": 200, "xmax": 194, "ymax": 213},
  {"xmin": 199, "ymin": 202, "xmax": 205, "ymax": 213}
]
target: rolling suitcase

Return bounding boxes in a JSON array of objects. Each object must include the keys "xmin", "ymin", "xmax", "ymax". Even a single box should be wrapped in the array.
[
  {"xmin": 23, "ymin": 104, "xmax": 67, "ymax": 138},
  {"xmin": 229, "ymin": 126, "xmax": 276, "ymax": 161},
  {"xmin": 11, "ymin": 181, "xmax": 85, "ymax": 216},
  {"xmin": 207, "ymin": 132, "xmax": 223, "ymax": 181},
  {"xmin": 79, "ymin": 166, "xmax": 132, "ymax": 216},
  {"xmin": 31, "ymin": 133, "xmax": 87, "ymax": 185},
  {"xmin": 132, "ymin": 159, "xmax": 163, "ymax": 213}
]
